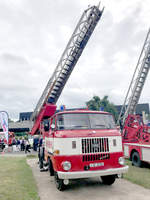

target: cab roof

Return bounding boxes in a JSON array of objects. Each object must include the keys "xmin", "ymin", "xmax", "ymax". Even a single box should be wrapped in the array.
[{"xmin": 57, "ymin": 109, "xmax": 110, "ymax": 115}]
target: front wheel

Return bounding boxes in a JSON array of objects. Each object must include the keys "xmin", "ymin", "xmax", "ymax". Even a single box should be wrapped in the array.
[
  {"xmin": 54, "ymin": 172, "xmax": 65, "ymax": 191},
  {"xmin": 101, "ymin": 175, "xmax": 116, "ymax": 185},
  {"xmin": 131, "ymin": 151, "xmax": 141, "ymax": 167}
]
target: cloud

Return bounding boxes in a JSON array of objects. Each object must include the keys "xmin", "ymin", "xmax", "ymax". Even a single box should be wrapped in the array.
[{"xmin": 0, "ymin": 0, "xmax": 150, "ymax": 120}]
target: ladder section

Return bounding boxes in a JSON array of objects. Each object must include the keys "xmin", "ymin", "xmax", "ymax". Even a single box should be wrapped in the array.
[
  {"xmin": 118, "ymin": 28, "xmax": 150, "ymax": 125},
  {"xmin": 31, "ymin": 5, "xmax": 104, "ymax": 121}
]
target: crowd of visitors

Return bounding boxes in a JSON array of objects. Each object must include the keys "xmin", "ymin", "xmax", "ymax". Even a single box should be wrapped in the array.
[
  {"xmin": 0, "ymin": 137, "xmax": 6, "ymax": 152},
  {"xmin": 0, "ymin": 134, "xmax": 41, "ymax": 153},
  {"xmin": 0, "ymin": 136, "xmax": 33, "ymax": 153}
]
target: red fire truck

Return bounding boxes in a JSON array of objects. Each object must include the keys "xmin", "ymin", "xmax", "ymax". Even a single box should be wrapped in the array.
[
  {"xmin": 30, "ymin": 4, "xmax": 128, "ymax": 190},
  {"xmin": 118, "ymin": 28, "xmax": 150, "ymax": 167}
]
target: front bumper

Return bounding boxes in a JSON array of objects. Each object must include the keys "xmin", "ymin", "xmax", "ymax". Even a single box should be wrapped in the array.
[{"xmin": 58, "ymin": 165, "xmax": 129, "ymax": 179}]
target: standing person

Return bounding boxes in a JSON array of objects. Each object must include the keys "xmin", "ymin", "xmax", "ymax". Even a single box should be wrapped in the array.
[
  {"xmin": 16, "ymin": 138, "xmax": 20, "ymax": 151},
  {"xmin": 19, "ymin": 138, "xmax": 22, "ymax": 151},
  {"xmin": 25, "ymin": 140, "xmax": 31, "ymax": 154},
  {"xmin": 0, "ymin": 137, "xmax": 5, "ymax": 151},
  {"xmin": 38, "ymin": 136, "xmax": 45, "ymax": 171},
  {"xmin": 33, "ymin": 137, "xmax": 39, "ymax": 151},
  {"xmin": 21, "ymin": 138, "xmax": 25, "ymax": 151},
  {"xmin": 12, "ymin": 137, "xmax": 17, "ymax": 152}
]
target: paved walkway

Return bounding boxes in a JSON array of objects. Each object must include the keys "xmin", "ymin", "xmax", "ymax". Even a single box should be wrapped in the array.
[{"xmin": 27, "ymin": 159, "xmax": 150, "ymax": 200}]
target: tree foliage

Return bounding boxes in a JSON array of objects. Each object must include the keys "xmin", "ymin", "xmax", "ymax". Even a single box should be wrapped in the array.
[{"xmin": 86, "ymin": 96, "xmax": 118, "ymax": 121}]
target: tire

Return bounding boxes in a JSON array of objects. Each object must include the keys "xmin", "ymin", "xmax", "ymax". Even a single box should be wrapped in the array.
[
  {"xmin": 101, "ymin": 175, "xmax": 116, "ymax": 185},
  {"xmin": 54, "ymin": 172, "xmax": 65, "ymax": 191},
  {"xmin": 132, "ymin": 151, "xmax": 141, "ymax": 167},
  {"xmin": 48, "ymin": 158, "xmax": 54, "ymax": 176}
]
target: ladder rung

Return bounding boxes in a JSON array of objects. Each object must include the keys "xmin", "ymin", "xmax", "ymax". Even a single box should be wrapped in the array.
[
  {"xmin": 49, "ymin": 94, "xmax": 55, "ymax": 98},
  {"xmin": 141, "ymin": 71, "xmax": 147, "ymax": 75},
  {"xmin": 52, "ymin": 88, "xmax": 60, "ymax": 92},
  {"xmin": 59, "ymin": 76, "xmax": 65, "ymax": 80},
  {"xmin": 48, "ymin": 97, "xmax": 54, "ymax": 103},
  {"xmin": 56, "ymin": 80, "xmax": 63, "ymax": 83},
  {"xmin": 61, "ymin": 72, "xmax": 67, "ymax": 76}
]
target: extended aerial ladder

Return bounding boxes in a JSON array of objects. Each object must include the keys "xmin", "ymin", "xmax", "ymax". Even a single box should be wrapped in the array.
[
  {"xmin": 117, "ymin": 28, "xmax": 150, "ymax": 126},
  {"xmin": 30, "ymin": 4, "xmax": 104, "ymax": 135}
]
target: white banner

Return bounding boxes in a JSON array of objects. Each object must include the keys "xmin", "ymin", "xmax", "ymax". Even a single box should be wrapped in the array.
[{"xmin": 0, "ymin": 111, "xmax": 9, "ymax": 143}]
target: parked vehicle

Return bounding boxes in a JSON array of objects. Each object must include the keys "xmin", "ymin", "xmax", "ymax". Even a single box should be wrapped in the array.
[
  {"xmin": 118, "ymin": 28, "xmax": 150, "ymax": 167},
  {"xmin": 30, "ymin": 4, "xmax": 128, "ymax": 190},
  {"xmin": 39, "ymin": 109, "xmax": 128, "ymax": 190}
]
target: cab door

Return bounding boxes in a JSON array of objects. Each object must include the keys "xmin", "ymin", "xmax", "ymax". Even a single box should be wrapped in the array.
[{"xmin": 46, "ymin": 116, "xmax": 56, "ymax": 154}]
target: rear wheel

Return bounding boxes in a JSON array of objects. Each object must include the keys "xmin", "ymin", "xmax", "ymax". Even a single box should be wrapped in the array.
[
  {"xmin": 132, "ymin": 151, "xmax": 141, "ymax": 167},
  {"xmin": 101, "ymin": 175, "xmax": 116, "ymax": 185},
  {"xmin": 54, "ymin": 172, "xmax": 65, "ymax": 191}
]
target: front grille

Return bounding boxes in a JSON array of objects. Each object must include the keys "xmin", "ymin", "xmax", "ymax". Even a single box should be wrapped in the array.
[
  {"xmin": 82, "ymin": 138, "xmax": 109, "ymax": 153},
  {"xmin": 83, "ymin": 153, "xmax": 110, "ymax": 162}
]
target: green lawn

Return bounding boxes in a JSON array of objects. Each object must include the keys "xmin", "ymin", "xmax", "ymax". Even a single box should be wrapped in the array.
[
  {"xmin": 0, "ymin": 157, "xmax": 40, "ymax": 200},
  {"xmin": 124, "ymin": 160, "xmax": 150, "ymax": 189}
]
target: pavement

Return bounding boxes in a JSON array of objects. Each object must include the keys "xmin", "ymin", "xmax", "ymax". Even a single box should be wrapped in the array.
[{"xmin": 27, "ymin": 158, "xmax": 150, "ymax": 200}]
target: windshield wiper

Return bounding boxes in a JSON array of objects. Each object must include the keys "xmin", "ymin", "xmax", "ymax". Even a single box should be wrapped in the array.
[
  {"xmin": 94, "ymin": 124, "xmax": 106, "ymax": 127},
  {"xmin": 68, "ymin": 125, "xmax": 88, "ymax": 130},
  {"xmin": 93, "ymin": 124, "xmax": 112, "ymax": 129}
]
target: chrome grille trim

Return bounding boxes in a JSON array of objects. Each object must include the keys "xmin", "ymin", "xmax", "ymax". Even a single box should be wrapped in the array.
[
  {"xmin": 82, "ymin": 153, "xmax": 110, "ymax": 162},
  {"xmin": 82, "ymin": 138, "xmax": 109, "ymax": 154}
]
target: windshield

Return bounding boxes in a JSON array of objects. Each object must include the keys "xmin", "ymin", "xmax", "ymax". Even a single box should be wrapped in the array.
[{"xmin": 56, "ymin": 113, "xmax": 116, "ymax": 130}]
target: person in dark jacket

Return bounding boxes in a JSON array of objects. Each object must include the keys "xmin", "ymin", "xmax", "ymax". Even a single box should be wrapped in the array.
[
  {"xmin": 25, "ymin": 140, "xmax": 31, "ymax": 153},
  {"xmin": 21, "ymin": 138, "xmax": 25, "ymax": 151},
  {"xmin": 33, "ymin": 137, "xmax": 39, "ymax": 151}
]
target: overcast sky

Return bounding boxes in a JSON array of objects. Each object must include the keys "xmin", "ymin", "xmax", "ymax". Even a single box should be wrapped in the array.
[{"xmin": 0, "ymin": 0, "xmax": 150, "ymax": 120}]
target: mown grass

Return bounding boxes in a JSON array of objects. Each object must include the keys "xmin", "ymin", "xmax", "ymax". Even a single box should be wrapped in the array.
[
  {"xmin": 124, "ymin": 159, "xmax": 150, "ymax": 189},
  {"xmin": 0, "ymin": 157, "xmax": 40, "ymax": 200}
]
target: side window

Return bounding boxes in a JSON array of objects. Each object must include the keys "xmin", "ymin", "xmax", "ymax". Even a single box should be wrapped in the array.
[
  {"xmin": 56, "ymin": 114, "xmax": 65, "ymax": 130},
  {"xmin": 43, "ymin": 119, "xmax": 50, "ymax": 132},
  {"xmin": 50, "ymin": 116, "xmax": 56, "ymax": 130}
]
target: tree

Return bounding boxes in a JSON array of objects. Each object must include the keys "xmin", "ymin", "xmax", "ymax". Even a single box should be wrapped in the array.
[{"xmin": 86, "ymin": 95, "xmax": 118, "ymax": 121}]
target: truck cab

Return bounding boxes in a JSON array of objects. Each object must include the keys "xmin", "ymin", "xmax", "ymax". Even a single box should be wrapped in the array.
[{"xmin": 42, "ymin": 109, "xmax": 128, "ymax": 190}]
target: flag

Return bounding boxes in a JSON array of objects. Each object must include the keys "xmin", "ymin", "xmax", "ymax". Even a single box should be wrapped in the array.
[{"xmin": 0, "ymin": 111, "xmax": 9, "ymax": 143}]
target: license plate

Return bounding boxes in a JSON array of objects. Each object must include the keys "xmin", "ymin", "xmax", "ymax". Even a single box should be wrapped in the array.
[{"xmin": 89, "ymin": 162, "xmax": 104, "ymax": 167}]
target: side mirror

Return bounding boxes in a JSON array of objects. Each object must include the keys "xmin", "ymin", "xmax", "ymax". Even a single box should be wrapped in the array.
[
  {"xmin": 44, "ymin": 123, "xmax": 49, "ymax": 132},
  {"xmin": 51, "ymin": 124, "xmax": 55, "ymax": 130}
]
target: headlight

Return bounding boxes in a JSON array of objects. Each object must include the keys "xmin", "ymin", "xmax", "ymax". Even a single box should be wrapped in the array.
[
  {"xmin": 118, "ymin": 157, "xmax": 125, "ymax": 165},
  {"xmin": 53, "ymin": 149, "xmax": 60, "ymax": 155},
  {"xmin": 62, "ymin": 161, "xmax": 71, "ymax": 171}
]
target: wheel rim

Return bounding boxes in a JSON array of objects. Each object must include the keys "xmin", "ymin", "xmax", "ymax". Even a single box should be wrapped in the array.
[
  {"xmin": 133, "ymin": 155, "xmax": 138, "ymax": 163},
  {"xmin": 132, "ymin": 152, "xmax": 141, "ymax": 167}
]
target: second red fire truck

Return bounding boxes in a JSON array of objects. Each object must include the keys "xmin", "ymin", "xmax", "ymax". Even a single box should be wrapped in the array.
[{"xmin": 118, "ymin": 28, "xmax": 150, "ymax": 167}]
